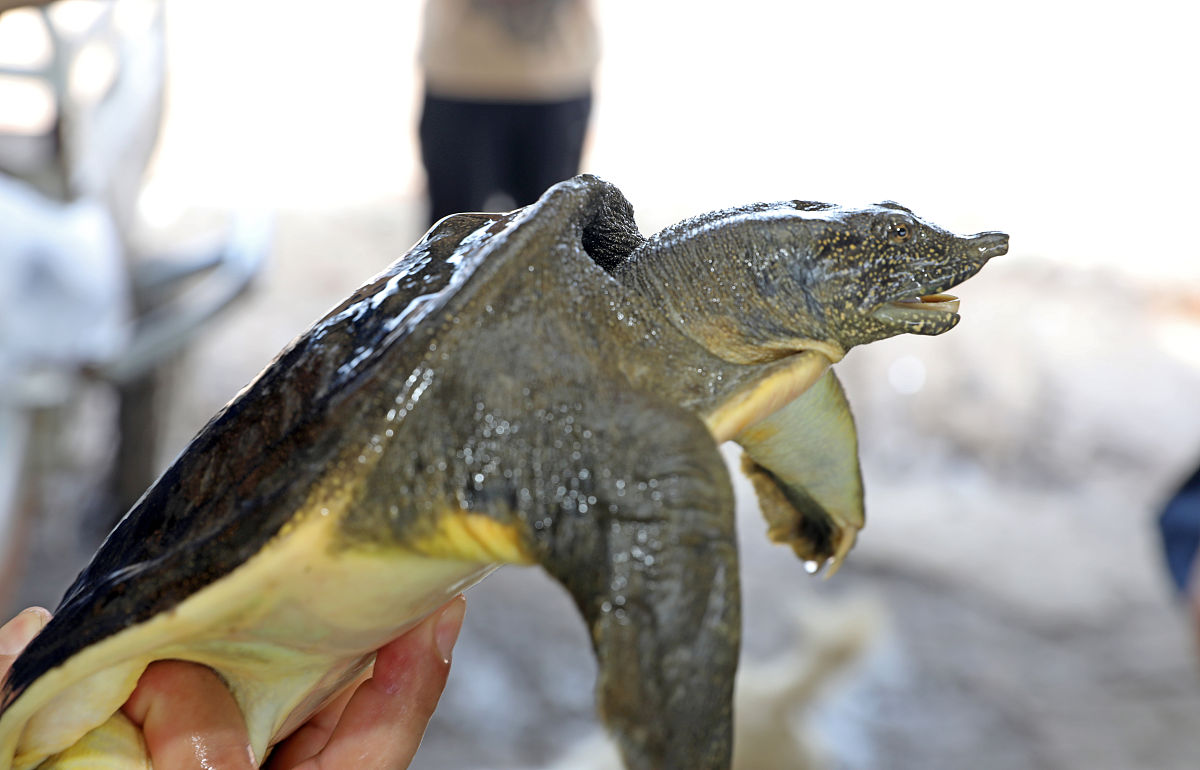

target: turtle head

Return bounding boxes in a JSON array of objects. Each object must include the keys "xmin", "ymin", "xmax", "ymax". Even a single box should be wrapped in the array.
[
  {"xmin": 808, "ymin": 201, "xmax": 1008, "ymax": 349},
  {"xmin": 619, "ymin": 200, "xmax": 1008, "ymax": 364}
]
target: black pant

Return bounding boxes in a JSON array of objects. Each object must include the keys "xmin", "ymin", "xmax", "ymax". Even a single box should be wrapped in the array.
[{"xmin": 419, "ymin": 91, "xmax": 592, "ymax": 225}]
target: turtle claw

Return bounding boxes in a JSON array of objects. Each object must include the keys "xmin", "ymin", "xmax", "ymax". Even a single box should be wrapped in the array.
[
  {"xmin": 815, "ymin": 526, "xmax": 859, "ymax": 579},
  {"xmin": 745, "ymin": 454, "xmax": 862, "ymax": 576}
]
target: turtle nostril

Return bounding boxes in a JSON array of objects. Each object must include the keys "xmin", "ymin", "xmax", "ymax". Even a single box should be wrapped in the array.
[{"xmin": 972, "ymin": 231, "xmax": 1009, "ymax": 259}]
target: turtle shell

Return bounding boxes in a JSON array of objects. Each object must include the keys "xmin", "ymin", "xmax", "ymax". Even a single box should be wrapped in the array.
[
  {"xmin": 1, "ymin": 176, "xmax": 646, "ymax": 770},
  {"xmin": 3, "ymin": 210, "xmax": 499, "ymax": 710}
]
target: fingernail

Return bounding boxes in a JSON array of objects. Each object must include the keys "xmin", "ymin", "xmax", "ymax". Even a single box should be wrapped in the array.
[
  {"xmin": 434, "ymin": 595, "xmax": 466, "ymax": 665},
  {"xmin": 0, "ymin": 607, "xmax": 51, "ymax": 655}
]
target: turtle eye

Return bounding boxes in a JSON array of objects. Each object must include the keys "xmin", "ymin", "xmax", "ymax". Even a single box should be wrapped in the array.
[{"xmin": 889, "ymin": 222, "xmax": 911, "ymax": 243}]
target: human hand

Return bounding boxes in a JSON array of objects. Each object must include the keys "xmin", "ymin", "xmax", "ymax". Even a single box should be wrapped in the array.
[
  {"xmin": 0, "ymin": 597, "xmax": 467, "ymax": 769},
  {"xmin": 0, "ymin": 606, "xmax": 52, "ymax": 675}
]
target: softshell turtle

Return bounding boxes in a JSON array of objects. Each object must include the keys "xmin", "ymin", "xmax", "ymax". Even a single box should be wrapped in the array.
[{"xmin": 0, "ymin": 175, "xmax": 1007, "ymax": 769}]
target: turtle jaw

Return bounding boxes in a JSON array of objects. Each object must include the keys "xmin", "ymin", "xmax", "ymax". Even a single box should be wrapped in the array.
[{"xmin": 870, "ymin": 292, "xmax": 963, "ymax": 336}]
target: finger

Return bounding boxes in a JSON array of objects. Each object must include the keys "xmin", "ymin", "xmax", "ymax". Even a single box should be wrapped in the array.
[
  {"xmin": 0, "ymin": 607, "xmax": 51, "ymax": 676},
  {"xmin": 272, "ymin": 595, "xmax": 466, "ymax": 770},
  {"xmin": 122, "ymin": 660, "xmax": 256, "ymax": 770},
  {"xmin": 263, "ymin": 664, "xmax": 370, "ymax": 767}
]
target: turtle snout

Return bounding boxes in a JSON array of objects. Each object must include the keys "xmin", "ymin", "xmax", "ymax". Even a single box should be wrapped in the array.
[{"xmin": 971, "ymin": 231, "xmax": 1009, "ymax": 260}]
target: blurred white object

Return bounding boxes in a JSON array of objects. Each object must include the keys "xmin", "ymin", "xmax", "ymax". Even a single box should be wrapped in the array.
[
  {"xmin": 0, "ymin": 0, "xmax": 164, "ymax": 226},
  {"xmin": 0, "ymin": 170, "xmax": 129, "ymax": 600},
  {"xmin": 0, "ymin": 173, "xmax": 129, "ymax": 404},
  {"xmin": 0, "ymin": 0, "xmax": 267, "ymax": 602}
]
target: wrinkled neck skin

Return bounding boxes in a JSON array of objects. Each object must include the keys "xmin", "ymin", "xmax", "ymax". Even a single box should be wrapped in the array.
[
  {"xmin": 559, "ymin": 208, "xmax": 839, "ymax": 425},
  {"xmin": 616, "ymin": 203, "xmax": 847, "ymax": 366},
  {"xmin": 581, "ymin": 203, "xmax": 846, "ymax": 421},
  {"xmin": 556, "ymin": 277, "xmax": 747, "ymax": 419}
]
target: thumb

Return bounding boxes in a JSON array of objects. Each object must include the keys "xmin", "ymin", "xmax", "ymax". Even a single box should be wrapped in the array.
[{"xmin": 0, "ymin": 607, "xmax": 52, "ymax": 675}]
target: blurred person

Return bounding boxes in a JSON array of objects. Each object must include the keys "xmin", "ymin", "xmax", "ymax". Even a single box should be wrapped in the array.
[
  {"xmin": 1158, "ymin": 463, "xmax": 1200, "ymax": 642},
  {"xmin": 0, "ymin": 598, "xmax": 466, "ymax": 768},
  {"xmin": 418, "ymin": 0, "xmax": 598, "ymax": 225}
]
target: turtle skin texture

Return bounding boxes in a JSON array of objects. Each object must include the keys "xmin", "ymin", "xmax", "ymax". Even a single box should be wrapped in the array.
[{"xmin": 0, "ymin": 175, "xmax": 1007, "ymax": 770}]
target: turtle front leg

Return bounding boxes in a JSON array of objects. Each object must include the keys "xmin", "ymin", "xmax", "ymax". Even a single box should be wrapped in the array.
[
  {"xmin": 534, "ymin": 402, "xmax": 740, "ymax": 770},
  {"xmin": 736, "ymin": 369, "xmax": 864, "ymax": 575}
]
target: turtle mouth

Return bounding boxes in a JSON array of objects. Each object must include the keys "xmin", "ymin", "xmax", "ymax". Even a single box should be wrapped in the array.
[
  {"xmin": 871, "ymin": 291, "xmax": 962, "ymax": 334},
  {"xmin": 887, "ymin": 292, "xmax": 960, "ymax": 314},
  {"xmin": 870, "ymin": 231, "xmax": 1008, "ymax": 334}
]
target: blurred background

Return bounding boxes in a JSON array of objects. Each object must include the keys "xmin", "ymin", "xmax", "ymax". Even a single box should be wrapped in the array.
[{"xmin": 2, "ymin": 1, "xmax": 1199, "ymax": 768}]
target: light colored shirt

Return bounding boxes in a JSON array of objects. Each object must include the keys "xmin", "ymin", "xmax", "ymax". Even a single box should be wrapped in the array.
[{"xmin": 420, "ymin": 0, "xmax": 598, "ymax": 102}]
